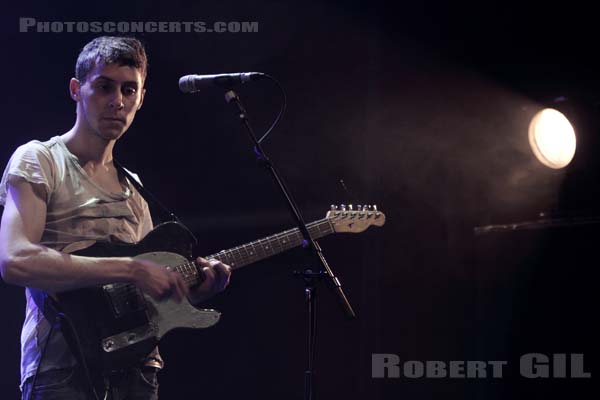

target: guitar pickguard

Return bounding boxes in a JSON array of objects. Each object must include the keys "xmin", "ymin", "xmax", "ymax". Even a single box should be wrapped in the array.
[
  {"xmin": 95, "ymin": 251, "xmax": 221, "ymax": 359},
  {"xmin": 56, "ymin": 222, "xmax": 220, "ymax": 373}
]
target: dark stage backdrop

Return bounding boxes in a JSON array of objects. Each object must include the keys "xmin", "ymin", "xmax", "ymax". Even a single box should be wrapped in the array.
[{"xmin": 0, "ymin": 1, "xmax": 597, "ymax": 399}]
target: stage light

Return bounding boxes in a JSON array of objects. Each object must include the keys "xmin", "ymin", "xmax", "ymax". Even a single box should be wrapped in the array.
[{"xmin": 528, "ymin": 108, "xmax": 576, "ymax": 169}]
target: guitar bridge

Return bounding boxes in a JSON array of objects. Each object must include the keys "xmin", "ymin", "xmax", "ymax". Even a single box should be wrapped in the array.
[{"xmin": 102, "ymin": 323, "xmax": 159, "ymax": 353}]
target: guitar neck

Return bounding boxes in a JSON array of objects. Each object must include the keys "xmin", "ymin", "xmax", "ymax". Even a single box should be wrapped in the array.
[
  {"xmin": 207, "ymin": 218, "xmax": 334, "ymax": 269},
  {"xmin": 172, "ymin": 218, "xmax": 335, "ymax": 286}
]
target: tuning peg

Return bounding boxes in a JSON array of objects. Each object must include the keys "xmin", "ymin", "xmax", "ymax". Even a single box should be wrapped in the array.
[
  {"xmin": 340, "ymin": 204, "xmax": 346, "ymax": 211},
  {"xmin": 348, "ymin": 204, "xmax": 353, "ymax": 210},
  {"xmin": 373, "ymin": 205, "xmax": 378, "ymax": 212},
  {"xmin": 330, "ymin": 204, "xmax": 337, "ymax": 210}
]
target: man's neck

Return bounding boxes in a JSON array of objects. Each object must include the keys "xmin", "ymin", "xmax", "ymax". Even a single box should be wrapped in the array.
[{"xmin": 61, "ymin": 125, "xmax": 116, "ymax": 169}]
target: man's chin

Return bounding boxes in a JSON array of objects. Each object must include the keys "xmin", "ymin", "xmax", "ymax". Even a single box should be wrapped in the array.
[{"xmin": 97, "ymin": 129, "xmax": 127, "ymax": 142}]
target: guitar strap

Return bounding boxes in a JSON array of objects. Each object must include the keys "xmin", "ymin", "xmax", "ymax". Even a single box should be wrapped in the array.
[
  {"xmin": 114, "ymin": 160, "xmax": 182, "ymax": 224},
  {"xmin": 115, "ymin": 160, "xmax": 198, "ymax": 247}
]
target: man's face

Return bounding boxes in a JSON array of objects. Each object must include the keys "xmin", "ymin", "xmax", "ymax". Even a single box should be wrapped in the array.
[{"xmin": 72, "ymin": 61, "xmax": 146, "ymax": 141}]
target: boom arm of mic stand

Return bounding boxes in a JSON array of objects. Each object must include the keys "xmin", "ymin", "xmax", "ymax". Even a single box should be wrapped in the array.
[{"xmin": 223, "ymin": 89, "xmax": 356, "ymax": 319}]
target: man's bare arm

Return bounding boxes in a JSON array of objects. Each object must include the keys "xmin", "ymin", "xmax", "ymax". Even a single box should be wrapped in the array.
[{"xmin": 0, "ymin": 178, "xmax": 187, "ymax": 300}]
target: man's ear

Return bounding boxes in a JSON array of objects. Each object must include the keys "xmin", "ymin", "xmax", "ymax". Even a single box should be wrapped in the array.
[
  {"xmin": 137, "ymin": 88, "xmax": 146, "ymax": 110},
  {"xmin": 69, "ymin": 78, "xmax": 81, "ymax": 102}
]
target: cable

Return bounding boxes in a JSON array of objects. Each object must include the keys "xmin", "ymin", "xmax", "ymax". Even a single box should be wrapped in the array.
[
  {"xmin": 26, "ymin": 312, "xmax": 104, "ymax": 400},
  {"xmin": 256, "ymin": 74, "xmax": 287, "ymax": 144},
  {"xmin": 26, "ymin": 320, "xmax": 55, "ymax": 400},
  {"xmin": 58, "ymin": 311, "xmax": 104, "ymax": 400}
]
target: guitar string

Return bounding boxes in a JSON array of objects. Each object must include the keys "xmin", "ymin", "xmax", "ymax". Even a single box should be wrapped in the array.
[
  {"xmin": 106, "ymin": 219, "xmax": 337, "ymax": 303},
  {"xmin": 106, "ymin": 211, "xmax": 380, "ymax": 306},
  {"xmin": 106, "ymin": 222, "xmax": 335, "ymax": 305},
  {"xmin": 107, "ymin": 221, "xmax": 336, "ymax": 304},
  {"xmin": 205, "ymin": 220, "xmax": 334, "ymax": 267}
]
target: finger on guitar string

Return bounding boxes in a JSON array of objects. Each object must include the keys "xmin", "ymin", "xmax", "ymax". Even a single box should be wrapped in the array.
[
  {"xmin": 212, "ymin": 262, "xmax": 231, "ymax": 291},
  {"xmin": 201, "ymin": 265, "xmax": 216, "ymax": 287},
  {"xmin": 200, "ymin": 257, "xmax": 231, "ymax": 292},
  {"xmin": 197, "ymin": 257, "xmax": 231, "ymax": 276},
  {"xmin": 171, "ymin": 268, "xmax": 189, "ymax": 302},
  {"xmin": 130, "ymin": 258, "xmax": 188, "ymax": 302},
  {"xmin": 156, "ymin": 267, "xmax": 187, "ymax": 303}
]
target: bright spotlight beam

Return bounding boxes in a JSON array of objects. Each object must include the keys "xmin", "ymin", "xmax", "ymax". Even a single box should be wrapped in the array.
[{"xmin": 528, "ymin": 108, "xmax": 576, "ymax": 169}]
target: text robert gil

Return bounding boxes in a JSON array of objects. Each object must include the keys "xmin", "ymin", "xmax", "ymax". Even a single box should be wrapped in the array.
[{"xmin": 372, "ymin": 353, "xmax": 591, "ymax": 379}]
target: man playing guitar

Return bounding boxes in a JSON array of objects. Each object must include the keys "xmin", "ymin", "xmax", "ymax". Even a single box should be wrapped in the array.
[{"xmin": 0, "ymin": 36, "xmax": 232, "ymax": 399}]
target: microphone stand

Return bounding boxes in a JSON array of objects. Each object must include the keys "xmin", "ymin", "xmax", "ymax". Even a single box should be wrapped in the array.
[{"xmin": 223, "ymin": 89, "xmax": 356, "ymax": 400}]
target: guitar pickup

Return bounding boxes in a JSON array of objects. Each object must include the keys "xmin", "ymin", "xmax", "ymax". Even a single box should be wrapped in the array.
[{"xmin": 103, "ymin": 283, "xmax": 147, "ymax": 317}]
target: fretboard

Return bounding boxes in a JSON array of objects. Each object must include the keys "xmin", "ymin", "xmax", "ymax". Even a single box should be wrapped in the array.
[{"xmin": 172, "ymin": 218, "xmax": 335, "ymax": 287}]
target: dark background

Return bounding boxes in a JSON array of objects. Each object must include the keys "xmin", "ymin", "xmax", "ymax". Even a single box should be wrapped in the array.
[{"xmin": 0, "ymin": 1, "xmax": 597, "ymax": 399}]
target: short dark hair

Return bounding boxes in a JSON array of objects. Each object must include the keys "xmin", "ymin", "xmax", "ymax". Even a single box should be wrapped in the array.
[{"xmin": 75, "ymin": 36, "xmax": 148, "ymax": 83}]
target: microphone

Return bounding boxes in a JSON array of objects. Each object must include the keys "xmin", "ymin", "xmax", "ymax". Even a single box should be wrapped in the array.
[{"xmin": 179, "ymin": 72, "xmax": 266, "ymax": 93}]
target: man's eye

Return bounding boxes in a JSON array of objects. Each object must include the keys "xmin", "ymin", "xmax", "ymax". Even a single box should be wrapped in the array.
[{"xmin": 124, "ymin": 87, "xmax": 137, "ymax": 95}]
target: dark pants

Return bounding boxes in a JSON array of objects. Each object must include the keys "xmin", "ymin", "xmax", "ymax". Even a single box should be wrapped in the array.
[{"xmin": 21, "ymin": 366, "xmax": 159, "ymax": 400}]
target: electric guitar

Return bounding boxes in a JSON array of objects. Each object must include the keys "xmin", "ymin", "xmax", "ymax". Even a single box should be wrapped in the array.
[{"xmin": 51, "ymin": 206, "xmax": 385, "ymax": 374}]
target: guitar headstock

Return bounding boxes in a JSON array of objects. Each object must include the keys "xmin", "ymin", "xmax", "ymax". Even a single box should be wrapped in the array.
[{"xmin": 326, "ymin": 204, "xmax": 386, "ymax": 233}]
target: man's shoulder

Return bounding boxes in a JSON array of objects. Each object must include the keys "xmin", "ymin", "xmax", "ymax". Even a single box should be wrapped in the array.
[
  {"xmin": 0, "ymin": 137, "xmax": 62, "ymax": 206},
  {"xmin": 13, "ymin": 136, "xmax": 61, "ymax": 158}
]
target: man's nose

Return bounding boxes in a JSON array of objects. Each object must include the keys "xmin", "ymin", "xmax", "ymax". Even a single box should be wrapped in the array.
[{"xmin": 109, "ymin": 90, "xmax": 124, "ymax": 110}]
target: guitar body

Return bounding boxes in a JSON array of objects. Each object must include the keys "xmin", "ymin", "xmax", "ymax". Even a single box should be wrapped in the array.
[{"xmin": 55, "ymin": 222, "xmax": 221, "ymax": 373}]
